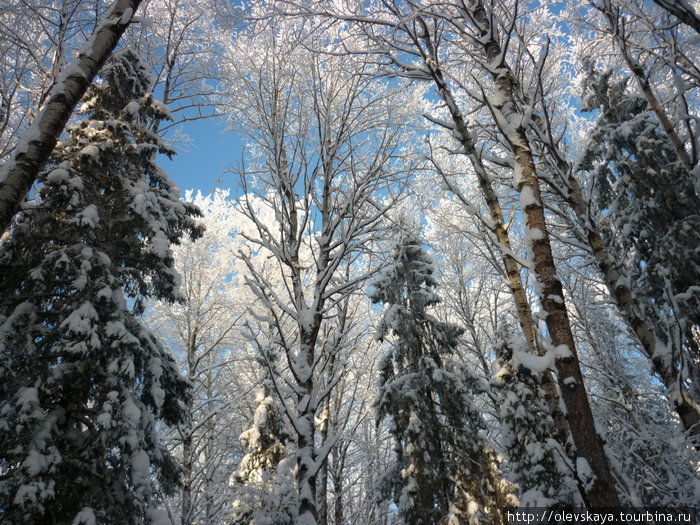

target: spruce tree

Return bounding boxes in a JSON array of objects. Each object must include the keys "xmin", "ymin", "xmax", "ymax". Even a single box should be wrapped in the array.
[
  {"xmin": 0, "ymin": 50, "xmax": 201, "ymax": 524},
  {"xmin": 231, "ymin": 346, "xmax": 296, "ymax": 525},
  {"xmin": 491, "ymin": 328, "xmax": 580, "ymax": 508},
  {"xmin": 578, "ymin": 62, "xmax": 700, "ymax": 362},
  {"xmin": 372, "ymin": 228, "xmax": 509, "ymax": 524}
]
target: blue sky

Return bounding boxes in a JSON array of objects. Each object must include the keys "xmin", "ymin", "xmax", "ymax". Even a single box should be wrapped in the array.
[{"xmin": 161, "ymin": 117, "xmax": 242, "ymax": 197}]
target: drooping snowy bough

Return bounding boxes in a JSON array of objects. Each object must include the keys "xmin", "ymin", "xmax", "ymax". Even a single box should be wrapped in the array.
[{"xmin": 0, "ymin": 50, "xmax": 201, "ymax": 524}]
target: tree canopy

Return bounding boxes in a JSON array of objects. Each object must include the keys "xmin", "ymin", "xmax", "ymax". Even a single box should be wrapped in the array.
[{"xmin": 1, "ymin": 1, "xmax": 699, "ymax": 523}]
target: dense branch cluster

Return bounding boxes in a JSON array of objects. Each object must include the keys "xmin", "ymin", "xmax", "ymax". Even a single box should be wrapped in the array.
[{"xmin": 0, "ymin": 0, "xmax": 699, "ymax": 524}]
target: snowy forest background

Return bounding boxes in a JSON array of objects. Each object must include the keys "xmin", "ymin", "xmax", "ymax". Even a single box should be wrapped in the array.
[{"xmin": 1, "ymin": 0, "xmax": 700, "ymax": 523}]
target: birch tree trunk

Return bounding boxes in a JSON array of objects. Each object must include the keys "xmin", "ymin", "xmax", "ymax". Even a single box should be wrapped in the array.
[
  {"xmin": 464, "ymin": 0, "xmax": 620, "ymax": 506},
  {"xmin": 421, "ymin": 52, "xmax": 571, "ymax": 451},
  {"xmin": 0, "ymin": 0, "xmax": 142, "ymax": 234}
]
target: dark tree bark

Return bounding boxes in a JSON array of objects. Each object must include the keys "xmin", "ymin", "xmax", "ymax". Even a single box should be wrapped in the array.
[
  {"xmin": 652, "ymin": 0, "xmax": 700, "ymax": 34},
  {"xmin": 464, "ymin": 0, "xmax": 620, "ymax": 506}
]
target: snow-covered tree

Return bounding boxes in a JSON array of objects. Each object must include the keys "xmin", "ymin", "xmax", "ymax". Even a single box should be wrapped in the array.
[
  {"xmin": 423, "ymin": 174, "xmax": 571, "ymax": 451},
  {"xmin": 0, "ymin": 0, "xmax": 145, "ymax": 235},
  {"xmin": 0, "ymin": 49, "xmax": 200, "ymax": 524},
  {"xmin": 491, "ymin": 328, "xmax": 581, "ymax": 508},
  {"xmin": 578, "ymin": 62, "xmax": 700, "ymax": 437},
  {"xmin": 230, "ymin": 347, "xmax": 296, "ymax": 525},
  {"xmin": 372, "ymin": 226, "xmax": 512, "ymax": 524},
  {"xmin": 147, "ymin": 190, "xmax": 248, "ymax": 525},
  {"xmin": 516, "ymin": 2, "xmax": 700, "ymax": 442},
  {"xmin": 221, "ymin": 5, "xmax": 420, "ymax": 522}
]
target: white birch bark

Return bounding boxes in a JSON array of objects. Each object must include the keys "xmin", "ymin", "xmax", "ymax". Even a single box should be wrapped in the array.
[
  {"xmin": 0, "ymin": 0, "xmax": 142, "ymax": 234},
  {"xmin": 459, "ymin": 0, "xmax": 619, "ymax": 505}
]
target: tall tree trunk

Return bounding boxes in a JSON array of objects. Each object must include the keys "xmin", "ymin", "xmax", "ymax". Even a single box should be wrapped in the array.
[
  {"xmin": 296, "ymin": 337, "xmax": 319, "ymax": 524},
  {"xmin": 275, "ymin": 116, "xmax": 326, "ymax": 525},
  {"xmin": 537, "ymin": 137, "xmax": 700, "ymax": 442},
  {"xmin": 464, "ymin": 0, "xmax": 620, "ymax": 506},
  {"xmin": 293, "ymin": 139, "xmax": 340, "ymax": 525},
  {"xmin": 181, "ymin": 433, "xmax": 193, "ymax": 525},
  {"xmin": 420, "ymin": 44, "xmax": 571, "ymax": 452},
  {"xmin": 0, "ymin": 0, "xmax": 143, "ymax": 234},
  {"xmin": 332, "ymin": 444, "xmax": 345, "ymax": 525}
]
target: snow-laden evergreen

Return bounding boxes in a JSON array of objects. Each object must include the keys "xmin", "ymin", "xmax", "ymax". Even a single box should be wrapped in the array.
[
  {"xmin": 372, "ymin": 226, "xmax": 513, "ymax": 524},
  {"xmin": 491, "ymin": 328, "xmax": 581, "ymax": 508},
  {"xmin": 579, "ymin": 62, "xmax": 700, "ymax": 386},
  {"xmin": 0, "ymin": 50, "xmax": 201, "ymax": 524},
  {"xmin": 230, "ymin": 345, "xmax": 296, "ymax": 525}
]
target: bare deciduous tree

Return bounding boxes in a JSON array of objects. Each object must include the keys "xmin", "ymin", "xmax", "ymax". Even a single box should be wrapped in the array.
[{"xmin": 221, "ymin": 9, "xmax": 419, "ymax": 522}]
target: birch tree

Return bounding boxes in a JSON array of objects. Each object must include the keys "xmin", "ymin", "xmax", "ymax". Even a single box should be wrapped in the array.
[
  {"xmin": 0, "ymin": 0, "xmax": 144, "ymax": 235},
  {"xmin": 0, "ymin": 0, "xmax": 229, "ymax": 235},
  {"xmin": 579, "ymin": 63, "xmax": 700, "ymax": 417},
  {"xmin": 0, "ymin": 0, "xmax": 118, "ymax": 163},
  {"xmin": 422, "ymin": 137, "xmax": 571, "ymax": 449},
  {"xmin": 286, "ymin": 0, "xmax": 620, "ymax": 506}
]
